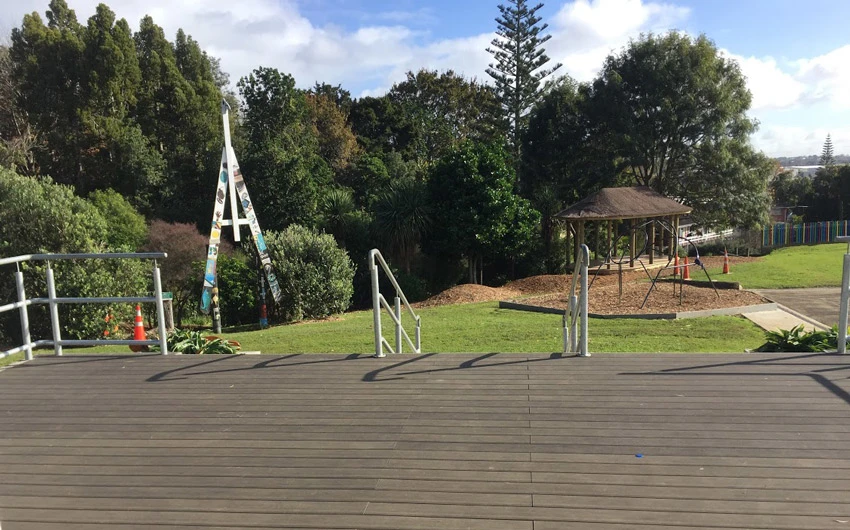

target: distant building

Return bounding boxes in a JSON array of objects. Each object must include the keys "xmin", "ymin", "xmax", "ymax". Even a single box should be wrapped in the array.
[{"xmin": 781, "ymin": 165, "xmax": 822, "ymax": 177}]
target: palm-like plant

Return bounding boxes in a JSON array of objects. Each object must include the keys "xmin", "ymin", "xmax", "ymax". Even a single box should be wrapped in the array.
[{"xmin": 373, "ymin": 179, "xmax": 431, "ymax": 273}]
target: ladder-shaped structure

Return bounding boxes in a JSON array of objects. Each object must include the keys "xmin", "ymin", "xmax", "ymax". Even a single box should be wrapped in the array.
[{"xmin": 201, "ymin": 100, "xmax": 282, "ymax": 314}]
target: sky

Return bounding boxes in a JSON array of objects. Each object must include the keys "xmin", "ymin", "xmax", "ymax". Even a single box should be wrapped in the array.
[{"xmin": 1, "ymin": 0, "xmax": 849, "ymax": 157}]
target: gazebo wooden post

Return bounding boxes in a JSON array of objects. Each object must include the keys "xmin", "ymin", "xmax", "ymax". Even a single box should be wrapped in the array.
[
  {"xmin": 565, "ymin": 222, "xmax": 572, "ymax": 269},
  {"xmin": 649, "ymin": 221, "xmax": 655, "ymax": 265},
  {"xmin": 606, "ymin": 221, "xmax": 612, "ymax": 270},
  {"xmin": 629, "ymin": 218, "xmax": 636, "ymax": 268},
  {"xmin": 668, "ymin": 216, "xmax": 675, "ymax": 259},
  {"xmin": 575, "ymin": 221, "xmax": 585, "ymax": 265}
]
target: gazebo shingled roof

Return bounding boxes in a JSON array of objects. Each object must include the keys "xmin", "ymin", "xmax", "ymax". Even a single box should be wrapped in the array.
[{"xmin": 554, "ymin": 186, "xmax": 691, "ymax": 221}]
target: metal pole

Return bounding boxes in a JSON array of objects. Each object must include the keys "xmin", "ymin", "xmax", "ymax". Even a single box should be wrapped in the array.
[
  {"xmin": 569, "ymin": 295, "xmax": 578, "ymax": 353},
  {"xmin": 15, "ymin": 271, "xmax": 32, "ymax": 361},
  {"xmin": 562, "ymin": 313, "xmax": 569, "ymax": 354},
  {"xmin": 415, "ymin": 318, "xmax": 421, "ymax": 353},
  {"xmin": 371, "ymin": 257, "xmax": 384, "ymax": 358},
  {"xmin": 45, "ymin": 264, "xmax": 62, "ymax": 356},
  {"xmin": 394, "ymin": 295, "xmax": 402, "ymax": 354},
  {"xmin": 579, "ymin": 249, "xmax": 590, "ymax": 357},
  {"xmin": 153, "ymin": 264, "xmax": 169, "ymax": 355},
  {"xmin": 839, "ymin": 253, "xmax": 850, "ymax": 354}
]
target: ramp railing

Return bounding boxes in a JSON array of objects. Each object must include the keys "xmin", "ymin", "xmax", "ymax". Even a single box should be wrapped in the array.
[
  {"xmin": 837, "ymin": 237, "xmax": 850, "ymax": 354},
  {"xmin": 369, "ymin": 249, "xmax": 421, "ymax": 358},
  {"xmin": 0, "ymin": 253, "xmax": 169, "ymax": 360},
  {"xmin": 563, "ymin": 244, "xmax": 590, "ymax": 357}
]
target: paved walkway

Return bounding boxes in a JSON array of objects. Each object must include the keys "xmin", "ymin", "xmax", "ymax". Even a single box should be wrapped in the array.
[{"xmin": 754, "ymin": 288, "xmax": 841, "ymax": 328}]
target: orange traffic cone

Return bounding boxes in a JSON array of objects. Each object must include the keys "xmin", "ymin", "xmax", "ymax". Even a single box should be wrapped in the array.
[
  {"xmin": 673, "ymin": 254, "xmax": 679, "ymax": 277},
  {"xmin": 723, "ymin": 249, "xmax": 730, "ymax": 274},
  {"xmin": 129, "ymin": 304, "xmax": 146, "ymax": 352},
  {"xmin": 683, "ymin": 255, "xmax": 691, "ymax": 280}
]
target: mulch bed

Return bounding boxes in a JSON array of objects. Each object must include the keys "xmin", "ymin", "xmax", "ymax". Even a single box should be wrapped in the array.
[{"xmin": 417, "ymin": 255, "xmax": 767, "ymax": 315}]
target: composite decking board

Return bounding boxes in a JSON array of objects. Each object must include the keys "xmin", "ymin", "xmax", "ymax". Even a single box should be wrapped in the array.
[{"xmin": 1, "ymin": 353, "xmax": 849, "ymax": 529}]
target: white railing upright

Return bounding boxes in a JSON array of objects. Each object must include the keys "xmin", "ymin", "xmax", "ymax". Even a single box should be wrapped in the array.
[
  {"xmin": 0, "ymin": 253, "xmax": 169, "ymax": 360},
  {"xmin": 369, "ymin": 249, "xmax": 421, "ymax": 358},
  {"xmin": 837, "ymin": 237, "xmax": 850, "ymax": 354},
  {"xmin": 563, "ymin": 244, "xmax": 590, "ymax": 357}
]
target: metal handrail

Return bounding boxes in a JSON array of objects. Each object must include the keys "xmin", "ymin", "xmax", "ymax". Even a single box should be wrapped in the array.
[
  {"xmin": 0, "ymin": 253, "xmax": 169, "ymax": 360},
  {"xmin": 369, "ymin": 249, "xmax": 421, "ymax": 357},
  {"xmin": 563, "ymin": 244, "xmax": 590, "ymax": 357},
  {"xmin": 837, "ymin": 236, "xmax": 850, "ymax": 354}
]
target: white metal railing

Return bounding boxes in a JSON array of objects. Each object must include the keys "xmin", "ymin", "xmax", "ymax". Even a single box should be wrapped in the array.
[
  {"xmin": 0, "ymin": 253, "xmax": 169, "ymax": 360},
  {"xmin": 369, "ymin": 249, "xmax": 421, "ymax": 358},
  {"xmin": 563, "ymin": 244, "xmax": 590, "ymax": 356},
  {"xmin": 837, "ymin": 237, "xmax": 850, "ymax": 354}
]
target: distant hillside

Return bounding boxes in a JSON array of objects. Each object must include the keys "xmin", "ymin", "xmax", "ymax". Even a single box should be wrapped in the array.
[{"xmin": 775, "ymin": 155, "xmax": 850, "ymax": 166}]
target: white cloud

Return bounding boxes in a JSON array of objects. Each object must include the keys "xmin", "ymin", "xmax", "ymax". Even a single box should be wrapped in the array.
[
  {"xmin": 722, "ymin": 52, "xmax": 805, "ymax": 111},
  {"xmin": 548, "ymin": 0, "xmax": 690, "ymax": 81},
  {"xmin": 794, "ymin": 45, "xmax": 850, "ymax": 110}
]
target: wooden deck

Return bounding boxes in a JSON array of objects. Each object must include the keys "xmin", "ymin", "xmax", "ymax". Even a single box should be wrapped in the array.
[{"xmin": 1, "ymin": 352, "xmax": 849, "ymax": 529}]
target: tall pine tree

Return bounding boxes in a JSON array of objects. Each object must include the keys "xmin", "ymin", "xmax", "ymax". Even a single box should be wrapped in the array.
[
  {"xmin": 820, "ymin": 134, "xmax": 835, "ymax": 167},
  {"xmin": 486, "ymin": 0, "xmax": 560, "ymax": 182}
]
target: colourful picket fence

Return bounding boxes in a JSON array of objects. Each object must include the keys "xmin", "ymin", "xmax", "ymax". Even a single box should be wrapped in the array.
[{"xmin": 762, "ymin": 220, "xmax": 850, "ymax": 247}]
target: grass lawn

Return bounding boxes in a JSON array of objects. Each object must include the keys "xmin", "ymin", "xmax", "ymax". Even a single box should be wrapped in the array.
[
  {"xmin": 705, "ymin": 243, "xmax": 847, "ymax": 289},
  {"xmin": 222, "ymin": 303, "xmax": 764, "ymax": 353},
  {"xmin": 0, "ymin": 302, "xmax": 764, "ymax": 363}
]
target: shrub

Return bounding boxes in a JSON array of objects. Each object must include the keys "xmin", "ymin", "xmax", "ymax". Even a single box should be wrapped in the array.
[
  {"xmin": 0, "ymin": 169, "xmax": 149, "ymax": 342},
  {"xmin": 265, "ymin": 224, "xmax": 355, "ymax": 322},
  {"xmin": 216, "ymin": 253, "xmax": 258, "ymax": 327},
  {"xmin": 143, "ymin": 220, "xmax": 232, "ymax": 327},
  {"xmin": 88, "ymin": 189, "xmax": 148, "ymax": 250},
  {"xmin": 754, "ymin": 325, "xmax": 836, "ymax": 352},
  {"xmin": 162, "ymin": 329, "xmax": 240, "ymax": 354}
]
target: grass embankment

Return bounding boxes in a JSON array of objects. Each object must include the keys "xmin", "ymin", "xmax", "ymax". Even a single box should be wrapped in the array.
[{"xmin": 705, "ymin": 243, "xmax": 846, "ymax": 289}]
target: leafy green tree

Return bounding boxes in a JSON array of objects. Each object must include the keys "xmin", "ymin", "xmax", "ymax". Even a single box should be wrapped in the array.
[
  {"xmin": 340, "ymin": 154, "xmax": 392, "ymax": 207},
  {"xmin": 238, "ymin": 67, "xmax": 330, "ymax": 230},
  {"xmin": 486, "ymin": 0, "xmax": 560, "ymax": 176},
  {"xmin": 88, "ymin": 189, "xmax": 148, "ymax": 250},
  {"xmin": 589, "ymin": 32, "xmax": 769, "ymax": 228},
  {"xmin": 425, "ymin": 142, "xmax": 540, "ymax": 284},
  {"xmin": 387, "ymin": 69, "xmax": 506, "ymax": 165},
  {"xmin": 306, "ymin": 93, "xmax": 361, "ymax": 174},
  {"xmin": 770, "ymin": 170, "xmax": 813, "ymax": 209},
  {"xmin": 310, "ymin": 82, "xmax": 352, "ymax": 114},
  {"xmin": 0, "ymin": 45, "xmax": 36, "ymax": 173}
]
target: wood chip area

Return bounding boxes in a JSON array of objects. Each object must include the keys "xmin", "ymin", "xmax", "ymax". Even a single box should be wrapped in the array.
[{"xmin": 419, "ymin": 255, "xmax": 767, "ymax": 315}]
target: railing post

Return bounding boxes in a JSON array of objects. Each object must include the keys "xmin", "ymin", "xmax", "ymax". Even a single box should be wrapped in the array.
[
  {"xmin": 569, "ymin": 295, "xmax": 578, "ymax": 353},
  {"xmin": 45, "ymin": 263, "xmax": 62, "ymax": 356},
  {"xmin": 153, "ymin": 263, "xmax": 169, "ymax": 355},
  {"xmin": 394, "ymin": 295, "xmax": 402, "ymax": 354},
  {"xmin": 415, "ymin": 318, "xmax": 421, "ymax": 353},
  {"xmin": 579, "ymin": 247, "xmax": 590, "ymax": 357},
  {"xmin": 562, "ymin": 313, "xmax": 568, "ymax": 354},
  {"xmin": 15, "ymin": 270, "xmax": 32, "ymax": 361},
  {"xmin": 839, "ymin": 253, "xmax": 850, "ymax": 354},
  {"xmin": 370, "ymin": 253, "xmax": 384, "ymax": 358}
]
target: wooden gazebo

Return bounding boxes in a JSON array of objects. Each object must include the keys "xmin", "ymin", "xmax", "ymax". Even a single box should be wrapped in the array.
[{"xmin": 554, "ymin": 186, "xmax": 692, "ymax": 268}]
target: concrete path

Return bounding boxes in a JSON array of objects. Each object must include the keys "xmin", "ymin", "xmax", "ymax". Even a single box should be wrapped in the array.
[
  {"xmin": 753, "ymin": 288, "xmax": 841, "ymax": 327},
  {"xmin": 741, "ymin": 308, "xmax": 825, "ymax": 332}
]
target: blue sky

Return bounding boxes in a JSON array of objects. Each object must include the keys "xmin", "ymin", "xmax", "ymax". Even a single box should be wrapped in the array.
[{"xmin": 2, "ymin": 0, "xmax": 849, "ymax": 156}]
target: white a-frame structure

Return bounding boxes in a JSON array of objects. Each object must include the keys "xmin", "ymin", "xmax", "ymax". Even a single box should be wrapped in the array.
[{"xmin": 200, "ymin": 100, "xmax": 282, "ymax": 313}]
